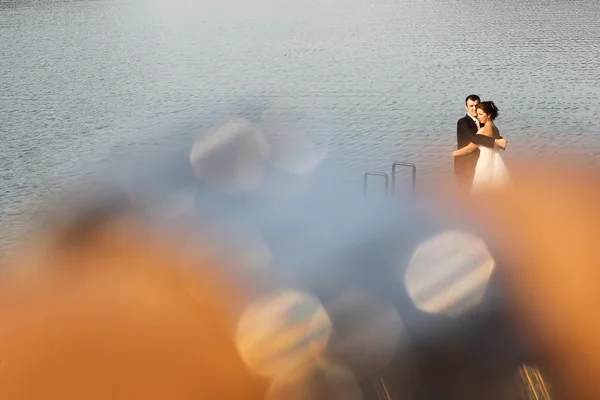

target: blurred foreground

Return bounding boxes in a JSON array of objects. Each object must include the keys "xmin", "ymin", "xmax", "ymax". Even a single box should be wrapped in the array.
[{"xmin": 1, "ymin": 118, "xmax": 599, "ymax": 399}]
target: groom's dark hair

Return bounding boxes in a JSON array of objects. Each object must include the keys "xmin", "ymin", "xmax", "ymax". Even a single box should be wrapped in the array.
[{"xmin": 465, "ymin": 94, "xmax": 480, "ymax": 104}]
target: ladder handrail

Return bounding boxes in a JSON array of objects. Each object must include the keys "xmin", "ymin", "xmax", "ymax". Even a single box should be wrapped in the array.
[
  {"xmin": 363, "ymin": 171, "xmax": 389, "ymax": 196},
  {"xmin": 391, "ymin": 162, "xmax": 416, "ymax": 193}
]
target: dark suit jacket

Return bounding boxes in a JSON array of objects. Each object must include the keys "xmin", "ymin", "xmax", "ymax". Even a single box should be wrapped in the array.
[
  {"xmin": 456, "ymin": 114, "xmax": 499, "ymax": 150},
  {"xmin": 454, "ymin": 114, "xmax": 501, "ymax": 188}
]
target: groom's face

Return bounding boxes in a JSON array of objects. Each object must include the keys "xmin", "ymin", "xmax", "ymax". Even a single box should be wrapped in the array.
[{"xmin": 466, "ymin": 99, "xmax": 479, "ymax": 118}]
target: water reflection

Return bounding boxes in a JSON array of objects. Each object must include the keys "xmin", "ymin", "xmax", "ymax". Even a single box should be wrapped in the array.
[
  {"xmin": 235, "ymin": 289, "xmax": 332, "ymax": 379},
  {"xmin": 404, "ymin": 231, "xmax": 495, "ymax": 316},
  {"xmin": 190, "ymin": 119, "xmax": 269, "ymax": 195},
  {"xmin": 518, "ymin": 364, "xmax": 553, "ymax": 400}
]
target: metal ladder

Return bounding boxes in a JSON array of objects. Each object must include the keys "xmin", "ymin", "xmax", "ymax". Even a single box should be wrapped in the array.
[{"xmin": 363, "ymin": 161, "xmax": 416, "ymax": 196}]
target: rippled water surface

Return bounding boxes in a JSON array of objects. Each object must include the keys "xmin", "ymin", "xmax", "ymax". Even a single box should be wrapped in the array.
[{"xmin": 2, "ymin": 0, "xmax": 600, "ymax": 240}]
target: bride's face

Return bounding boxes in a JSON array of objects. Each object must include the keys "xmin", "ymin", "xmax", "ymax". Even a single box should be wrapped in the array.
[{"xmin": 477, "ymin": 108, "xmax": 488, "ymax": 124}]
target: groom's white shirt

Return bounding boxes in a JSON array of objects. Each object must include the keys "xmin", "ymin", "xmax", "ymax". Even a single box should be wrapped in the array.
[{"xmin": 469, "ymin": 114, "xmax": 480, "ymax": 130}]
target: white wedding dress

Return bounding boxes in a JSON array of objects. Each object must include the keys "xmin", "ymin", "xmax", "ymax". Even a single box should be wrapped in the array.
[{"xmin": 471, "ymin": 144, "xmax": 512, "ymax": 192}]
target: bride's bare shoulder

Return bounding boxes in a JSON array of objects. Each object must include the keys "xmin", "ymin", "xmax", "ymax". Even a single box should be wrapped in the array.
[{"xmin": 477, "ymin": 125, "xmax": 494, "ymax": 137}]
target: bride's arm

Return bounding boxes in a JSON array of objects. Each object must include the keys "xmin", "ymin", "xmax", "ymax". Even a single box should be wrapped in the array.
[
  {"xmin": 459, "ymin": 120, "xmax": 495, "ymax": 148},
  {"xmin": 452, "ymin": 142, "xmax": 478, "ymax": 157}
]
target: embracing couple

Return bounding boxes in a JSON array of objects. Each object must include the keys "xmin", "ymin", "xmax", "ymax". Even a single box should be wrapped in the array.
[{"xmin": 452, "ymin": 94, "xmax": 511, "ymax": 193}]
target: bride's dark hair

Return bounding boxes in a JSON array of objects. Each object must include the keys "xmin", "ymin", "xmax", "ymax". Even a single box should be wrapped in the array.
[{"xmin": 477, "ymin": 101, "xmax": 499, "ymax": 120}]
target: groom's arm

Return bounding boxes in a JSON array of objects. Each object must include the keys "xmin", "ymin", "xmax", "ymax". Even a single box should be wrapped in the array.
[
  {"xmin": 453, "ymin": 142, "xmax": 478, "ymax": 157},
  {"xmin": 457, "ymin": 119, "xmax": 495, "ymax": 148}
]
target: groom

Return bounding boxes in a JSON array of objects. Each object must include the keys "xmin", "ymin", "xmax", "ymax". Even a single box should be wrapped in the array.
[{"xmin": 455, "ymin": 94, "xmax": 507, "ymax": 191}]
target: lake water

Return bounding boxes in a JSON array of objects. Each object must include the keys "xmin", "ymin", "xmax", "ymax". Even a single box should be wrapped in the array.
[{"xmin": 2, "ymin": 0, "xmax": 600, "ymax": 242}]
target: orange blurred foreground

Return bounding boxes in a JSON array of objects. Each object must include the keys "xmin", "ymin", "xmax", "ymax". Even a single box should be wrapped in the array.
[
  {"xmin": 439, "ymin": 157, "xmax": 600, "ymax": 399},
  {"xmin": 0, "ymin": 218, "xmax": 266, "ymax": 399},
  {"xmin": 2, "ymin": 156, "xmax": 600, "ymax": 399}
]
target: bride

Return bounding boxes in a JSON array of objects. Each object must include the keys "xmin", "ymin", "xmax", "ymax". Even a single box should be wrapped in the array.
[{"xmin": 452, "ymin": 101, "xmax": 511, "ymax": 192}]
